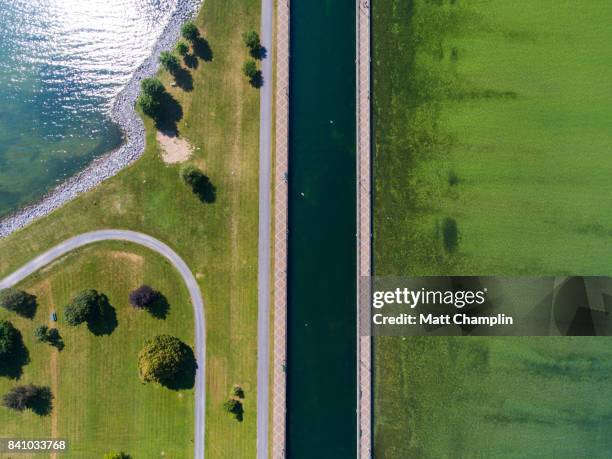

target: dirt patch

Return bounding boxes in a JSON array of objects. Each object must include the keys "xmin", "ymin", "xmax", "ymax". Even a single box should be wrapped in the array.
[
  {"xmin": 157, "ymin": 130, "xmax": 193, "ymax": 164},
  {"xmin": 110, "ymin": 251, "xmax": 144, "ymax": 268}
]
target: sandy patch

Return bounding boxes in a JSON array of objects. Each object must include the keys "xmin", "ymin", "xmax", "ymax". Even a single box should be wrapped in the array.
[{"xmin": 157, "ymin": 130, "xmax": 193, "ymax": 164}]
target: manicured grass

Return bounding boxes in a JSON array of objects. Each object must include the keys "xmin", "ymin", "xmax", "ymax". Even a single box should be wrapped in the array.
[
  {"xmin": 373, "ymin": 0, "xmax": 612, "ymax": 456},
  {"xmin": 0, "ymin": 243, "xmax": 194, "ymax": 458},
  {"xmin": 0, "ymin": 0, "xmax": 261, "ymax": 456}
]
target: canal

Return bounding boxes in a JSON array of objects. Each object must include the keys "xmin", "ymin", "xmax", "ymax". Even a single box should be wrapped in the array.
[{"xmin": 287, "ymin": 0, "xmax": 356, "ymax": 457}]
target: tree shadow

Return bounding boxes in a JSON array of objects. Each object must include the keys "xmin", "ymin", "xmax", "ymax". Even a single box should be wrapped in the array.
[
  {"xmin": 174, "ymin": 68, "xmax": 193, "ymax": 92},
  {"xmin": 154, "ymin": 92, "xmax": 183, "ymax": 134},
  {"xmin": 193, "ymin": 37, "xmax": 213, "ymax": 62},
  {"xmin": 192, "ymin": 175, "xmax": 217, "ymax": 203},
  {"xmin": 161, "ymin": 345, "xmax": 197, "ymax": 390},
  {"xmin": 249, "ymin": 71, "xmax": 263, "ymax": 89},
  {"xmin": 184, "ymin": 54, "xmax": 198, "ymax": 69},
  {"xmin": 87, "ymin": 299, "xmax": 118, "ymax": 336},
  {"xmin": 30, "ymin": 387, "xmax": 53, "ymax": 416},
  {"xmin": 148, "ymin": 293, "xmax": 170, "ymax": 320},
  {"xmin": 250, "ymin": 45, "xmax": 267, "ymax": 60},
  {"xmin": 0, "ymin": 339, "xmax": 29, "ymax": 380},
  {"xmin": 47, "ymin": 330, "xmax": 65, "ymax": 351}
]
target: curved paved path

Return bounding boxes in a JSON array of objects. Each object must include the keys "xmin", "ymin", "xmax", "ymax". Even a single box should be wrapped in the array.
[{"xmin": 0, "ymin": 230, "xmax": 206, "ymax": 459}]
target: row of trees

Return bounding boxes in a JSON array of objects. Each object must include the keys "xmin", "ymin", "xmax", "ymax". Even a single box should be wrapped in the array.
[{"xmin": 241, "ymin": 30, "xmax": 263, "ymax": 87}]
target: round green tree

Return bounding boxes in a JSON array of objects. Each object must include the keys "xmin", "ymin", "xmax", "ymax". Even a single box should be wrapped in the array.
[
  {"xmin": 138, "ymin": 335, "xmax": 194, "ymax": 385},
  {"xmin": 242, "ymin": 59, "xmax": 258, "ymax": 79},
  {"xmin": 0, "ymin": 288, "xmax": 37, "ymax": 318},
  {"xmin": 159, "ymin": 51, "xmax": 181, "ymax": 75},
  {"xmin": 242, "ymin": 30, "xmax": 260, "ymax": 52},
  {"xmin": 64, "ymin": 289, "xmax": 108, "ymax": 326},
  {"xmin": 137, "ymin": 92, "xmax": 160, "ymax": 118},
  {"xmin": 181, "ymin": 21, "xmax": 199, "ymax": 42},
  {"xmin": 0, "ymin": 320, "xmax": 24, "ymax": 369},
  {"xmin": 140, "ymin": 77, "xmax": 165, "ymax": 98},
  {"xmin": 175, "ymin": 41, "xmax": 189, "ymax": 57}
]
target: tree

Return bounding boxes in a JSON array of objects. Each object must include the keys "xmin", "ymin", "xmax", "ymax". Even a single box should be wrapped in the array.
[
  {"xmin": 0, "ymin": 288, "xmax": 36, "ymax": 318},
  {"xmin": 34, "ymin": 325, "xmax": 49, "ymax": 342},
  {"xmin": 159, "ymin": 51, "xmax": 181, "ymax": 75},
  {"xmin": 223, "ymin": 398, "xmax": 244, "ymax": 421},
  {"xmin": 0, "ymin": 320, "xmax": 24, "ymax": 370},
  {"xmin": 34, "ymin": 325, "xmax": 63, "ymax": 350},
  {"xmin": 242, "ymin": 31, "xmax": 260, "ymax": 53},
  {"xmin": 64, "ymin": 289, "xmax": 108, "ymax": 327},
  {"xmin": 141, "ymin": 77, "xmax": 165, "ymax": 99},
  {"xmin": 2, "ymin": 384, "xmax": 53, "ymax": 415},
  {"xmin": 103, "ymin": 453, "xmax": 131, "ymax": 459},
  {"xmin": 176, "ymin": 41, "xmax": 189, "ymax": 57},
  {"xmin": 129, "ymin": 285, "xmax": 159, "ymax": 309},
  {"xmin": 0, "ymin": 320, "xmax": 28, "ymax": 377},
  {"xmin": 181, "ymin": 21, "xmax": 199, "ymax": 42},
  {"xmin": 137, "ymin": 92, "xmax": 160, "ymax": 118},
  {"xmin": 138, "ymin": 335, "xmax": 194, "ymax": 385},
  {"xmin": 242, "ymin": 59, "xmax": 258, "ymax": 79}
]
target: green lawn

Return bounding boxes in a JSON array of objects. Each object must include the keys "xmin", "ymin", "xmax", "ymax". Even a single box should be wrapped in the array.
[
  {"xmin": 373, "ymin": 0, "xmax": 612, "ymax": 457},
  {"xmin": 0, "ymin": 243, "xmax": 194, "ymax": 458},
  {"xmin": 0, "ymin": 0, "xmax": 261, "ymax": 457}
]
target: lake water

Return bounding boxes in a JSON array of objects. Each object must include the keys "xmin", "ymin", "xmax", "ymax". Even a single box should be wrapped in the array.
[{"xmin": 0, "ymin": 0, "xmax": 178, "ymax": 217}]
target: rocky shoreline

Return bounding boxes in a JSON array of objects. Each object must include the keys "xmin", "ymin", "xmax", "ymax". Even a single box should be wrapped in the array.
[{"xmin": 0, "ymin": 0, "xmax": 202, "ymax": 238}]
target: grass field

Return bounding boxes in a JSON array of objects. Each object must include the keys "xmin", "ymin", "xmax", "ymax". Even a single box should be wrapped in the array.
[
  {"xmin": 0, "ymin": 0, "xmax": 261, "ymax": 456},
  {"xmin": 0, "ymin": 242, "xmax": 195, "ymax": 458},
  {"xmin": 373, "ymin": 0, "xmax": 612, "ymax": 457}
]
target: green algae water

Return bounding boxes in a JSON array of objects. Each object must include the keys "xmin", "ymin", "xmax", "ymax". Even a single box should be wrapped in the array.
[
  {"xmin": 0, "ymin": 0, "xmax": 178, "ymax": 217},
  {"xmin": 287, "ymin": 0, "xmax": 356, "ymax": 456}
]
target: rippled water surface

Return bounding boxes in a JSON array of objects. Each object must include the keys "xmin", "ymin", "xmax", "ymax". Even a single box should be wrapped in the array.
[{"xmin": 0, "ymin": 0, "xmax": 177, "ymax": 217}]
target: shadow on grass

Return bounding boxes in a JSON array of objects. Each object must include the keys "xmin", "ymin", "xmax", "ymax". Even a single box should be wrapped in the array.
[
  {"xmin": 0, "ymin": 339, "xmax": 29, "ymax": 380},
  {"xmin": 148, "ymin": 293, "xmax": 170, "ymax": 320},
  {"xmin": 30, "ymin": 387, "xmax": 53, "ymax": 416},
  {"xmin": 174, "ymin": 68, "xmax": 193, "ymax": 92},
  {"xmin": 161, "ymin": 345, "xmax": 197, "ymax": 391},
  {"xmin": 184, "ymin": 54, "xmax": 198, "ymax": 69},
  {"xmin": 87, "ymin": 299, "xmax": 118, "ymax": 336},
  {"xmin": 192, "ymin": 175, "xmax": 216, "ymax": 203},
  {"xmin": 154, "ymin": 92, "xmax": 183, "ymax": 134},
  {"xmin": 193, "ymin": 37, "xmax": 213, "ymax": 61}
]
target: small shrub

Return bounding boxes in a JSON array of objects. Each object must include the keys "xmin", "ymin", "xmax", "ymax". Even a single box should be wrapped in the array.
[
  {"xmin": 223, "ymin": 398, "xmax": 244, "ymax": 421},
  {"xmin": 159, "ymin": 51, "xmax": 181, "ymax": 75},
  {"xmin": 242, "ymin": 59, "xmax": 258, "ymax": 79},
  {"xmin": 137, "ymin": 92, "xmax": 160, "ymax": 118},
  {"xmin": 34, "ymin": 325, "xmax": 49, "ymax": 342},
  {"xmin": 141, "ymin": 77, "xmax": 165, "ymax": 98},
  {"xmin": 181, "ymin": 21, "xmax": 199, "ymax": 42},
  {"xmin": 0, "ymin": 288, "xmax": 37, "ymax": 318},
  {"xmin": 242, "ymin": 31, "xmax": 260, "ymax": 52},
  {"xmin": 176, "ymin": 41, "xmax": 189, "ymax": 57},
  {"xmin": 233, "ymin": 385, "xmax": 244, "ymax": 398},
  {"xmin": 103, "ymin": 453, "xmax": 131, "ymax": 459}
]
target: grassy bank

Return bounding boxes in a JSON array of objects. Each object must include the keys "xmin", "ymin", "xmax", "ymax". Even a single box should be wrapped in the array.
[
  {"xmin": 0, "ymin": 243, "xmax": 194, "ymax": 458},
  {"xmin": 0, "ymin": 0, "xmax": 261, "ymax": 456},
  {"xmin": 373, "ymin": 0, "xmax": 612, "ymax": 456}
]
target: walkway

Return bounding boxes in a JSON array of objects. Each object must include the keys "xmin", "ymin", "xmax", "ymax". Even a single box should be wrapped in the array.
[
  {"xmin": 356, "ymin": 0, "xmax": 372, "ymax": 458},
  {"xmin": 257, "ymin": 0, "xmax": 274, "ymax": 455},
  {"xmin": 0, "ymin": 230, "xmax": 206, "ymax": 459}
]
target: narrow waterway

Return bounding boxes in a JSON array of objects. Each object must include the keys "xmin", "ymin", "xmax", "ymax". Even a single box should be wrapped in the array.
[{"xmin": 287, "ymin": 1, "xmax": 356, "ymax": 457}]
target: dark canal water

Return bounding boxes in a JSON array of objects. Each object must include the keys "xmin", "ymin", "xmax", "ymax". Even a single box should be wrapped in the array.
[{"xmin": 287, "ymin": 0, "xmax": 356, "ymax": 457}]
